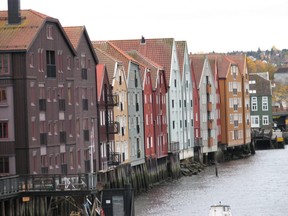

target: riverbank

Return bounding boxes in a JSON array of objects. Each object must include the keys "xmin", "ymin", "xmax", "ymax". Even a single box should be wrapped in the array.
[{"xmin": 135, "ymin": 148, "xmax": 288, "ymax": 216}]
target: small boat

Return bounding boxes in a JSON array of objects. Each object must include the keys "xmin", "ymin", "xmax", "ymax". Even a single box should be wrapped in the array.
[{"xmin": 209, "ymin": 202, "xmax": 232, "ymax": 216}]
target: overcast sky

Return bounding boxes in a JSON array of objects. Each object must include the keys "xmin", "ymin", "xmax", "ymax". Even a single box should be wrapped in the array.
[{"xmin": 1, "ymin": 0, "xmax": 288, "ymax": 53}]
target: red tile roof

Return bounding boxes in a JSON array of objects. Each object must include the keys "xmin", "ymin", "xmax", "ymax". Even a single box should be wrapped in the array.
[
  {"xmin": 109, "ymin": 38, "xmax": 175, "ymax": 83},
  {"xmin": 207, "ymin": 54, "xmax": 237, "ymax": 79},
  {"xmin": 0, "ymin": 9, "xmax": 76, "ymax": 55},
  {"xmin": 94, "ymin": 47, "xmax": 121, "ymax": 83},
  {"xmin": 63, "ymin": 26, "xmax": 83, "ymax": 49},
  {"xmin": 92, "ymin": 41, "xmax": 138, "ymax": 78},
  {"xmin": 64, "ymin": 26, "xmax": 98, "ymax": 63},
  {"xmin": 227, "ymin": 54, "xmax": 246, "ymax": 76},
  {"xmin": 0, "ymin": 10, "xmax": 48, "ymax": 51}
]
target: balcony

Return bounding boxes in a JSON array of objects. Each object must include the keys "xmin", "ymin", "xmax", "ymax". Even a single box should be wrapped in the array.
[
  {"xmin": 208, "ymin": 119, "xmax": 213, "ymax": 129},
  {"xmin": 206, "ymin": 83, "xmax": 211, "ymax": 94},
  {"xmin": 207, "ymin": 102, "xmax": 212, "ymax": 112},
  {"xmin": 106, "ymin": 94, "xmax": 119, "ymax": 106},
  {"xmin": 39, "ymin": 99, "xmax": 46, "ymax": 111},
  {"xmin": 107, "ymin": 152, "xmax": 121, "ymax": 166},
  {"xmin": 107, "ymin": 121, "xmax": 119, "ymax": 134},
  {"xmin": 168, "ymin": 141, "xmax": 179, "ymax": 153},
  {"xmin": 208, "ymin": 137, "xmax": 213, "ymax": 147}
]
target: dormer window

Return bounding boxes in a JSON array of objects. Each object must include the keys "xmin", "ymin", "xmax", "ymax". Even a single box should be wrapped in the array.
[{"xmin": 46, "ymin": 25, "xmax": 53, "ymax": 40}]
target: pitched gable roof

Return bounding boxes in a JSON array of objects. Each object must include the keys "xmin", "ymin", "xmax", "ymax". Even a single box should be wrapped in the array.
[
  {"xmin": 207, "ymin": 54, "xmax": 237, "ymax": 79},
  {"xmin": 176, "ymin": 41, "xmax": 186, "ymax": 78},
  {"xmin": 227, "ymin": 54, "xmax": 246, "ymax": 76},
  {"xmin": 0, "ymin": 9, "xmax": 76, "ymax": 55},
  {"xmin": 127, "ymin": 50, "xmax": 164, "ymax": 90},
  {"xmin": 190, "ymin": 54, "xmax": 205, "ymax": 88},
  {"xmin": 92, "ymin": 41, "xmax": 139, "ymax": 78},
  {"xmin": 109, "ymin": 38, "xmax": 174, "ymax": 83},
  {"xmin": 64, "ymin": 26, "xmax": 98, "ymax": 63},
  {"xmin": 249, "ymin": 73, "xmax": 272, "ymax": 96},
  {"xmin": 94, "ymin": 47, "xmax": 121, "ymax": 83}
]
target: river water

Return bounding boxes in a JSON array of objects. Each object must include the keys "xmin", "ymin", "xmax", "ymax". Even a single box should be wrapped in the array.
[{"xmin": 135, "ymin": 148, "xmax": 288, "ymax": 216}]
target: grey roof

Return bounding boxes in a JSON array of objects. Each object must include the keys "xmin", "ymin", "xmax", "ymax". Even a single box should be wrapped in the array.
[{"xmin": 249, "ymin": 74, "xmax": 272, "ymax": 96}]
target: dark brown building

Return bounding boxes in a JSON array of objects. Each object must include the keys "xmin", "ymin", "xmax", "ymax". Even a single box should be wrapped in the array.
[
  {"xmin": 64, "ymin": 26, "xmax": 98, "ymax": 173},
  {"xmin": 0, "ymin": 5, "xmax": 88, "ymax": 175}
]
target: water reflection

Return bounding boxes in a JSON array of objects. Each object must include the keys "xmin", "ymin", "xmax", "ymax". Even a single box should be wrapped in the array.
[{"xmin": 135, "ymin": 148, "xmax": 288, "ymax": 216}]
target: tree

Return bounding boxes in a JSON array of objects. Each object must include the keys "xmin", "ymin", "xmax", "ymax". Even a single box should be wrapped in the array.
[
  {"xmin": 272, "ymin": 83, "xmax": 288, "ymax": 110},
  {"xmin": 247, "ymin": 57, "xmax": 257, "ymax": 73}
]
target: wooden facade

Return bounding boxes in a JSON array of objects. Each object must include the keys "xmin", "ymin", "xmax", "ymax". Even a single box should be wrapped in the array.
[
  {"xmin": 190, "ymin": 55, "xmax": 218, "ymax": 161},
  {"xmin": 176, "ymin": 41, "xmax": 194, "ymax": 160},
  {"xmin": 96, "ymin": 64, "xmax": 119, "ymax": 170},
  {"xmin": 92, "ymin": 41, "xmax": 145, "ymax": 167},
  {"xmin": 213, "ymin": 54, "xmax": 249, "ymax": 147},
  {"xmin": 94, "ymin": 48, "xmax": 130, "ymax": 165},
  {"xmin": 64, "ymin": 26, "xmax": 98, "ymax": 173}
]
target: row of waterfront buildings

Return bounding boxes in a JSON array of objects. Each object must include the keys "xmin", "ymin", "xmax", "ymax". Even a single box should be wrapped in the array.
[{"xmin": 0, "ymin": 2, "xmax": 273, "ymax": 185}]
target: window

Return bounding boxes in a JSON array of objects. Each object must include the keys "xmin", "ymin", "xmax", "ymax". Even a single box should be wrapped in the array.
[
  {"xmin": 0, "ymin": 157, "xmax": 9, "ymax": 173},
  {"xmin": 0, "ymin": 88, "xmax": 7, "ymax": 103},
  {"xmin": 251, "ymin": 97, "xmax": 257, "ymax": 111},
  {"xmin": 251, "ymin": 116, "xmax": 259, "ymax": 128},
  {"xmin": 172, "ymin": 121, "xmax": 175, "ymax": 129},
  {"xmin": 29, "ymin": 53, "xmax": 34, "ymax": 68},
  {"xmin": 57, "ymin": 50, "xmax": 63, "ymax": 72},
  {"xmin": 262, "ymin": 96, "xmax": 268, "ymax": 111},
  {"xmin": 46, "ymin": 50, "xmax": 56, "ymax": 78},
  {"xmin": 174, "ymin": 79, "xmax": 176, "ymax": 87},
  {"xmin": 262, "ymin": 115, "xmax": 269, "ymax": 125},
  {"xmin": 0, "ymin": 121, "xmax": 8, "ymax": 138},
  {"xmin": 38, "ymin": 48, "xmax": 44, "ymax": 72},
  {"xmin": 68, "ymin": 87, "xmax": 72, "ymax": 105},
  {"xmin": 0, "ymin": 54, "xmax": 10, "ymax": 75},
  {"xmin": 31, "ymin": 117, "xmax": 36, "ymax": 139},
  {"xmin": 46, "ymin": 25, "xmax": 53, "ymax": 39},
  {"xmin": 81, "ymin": 54, "xmax": 86, "ymax": 69}
]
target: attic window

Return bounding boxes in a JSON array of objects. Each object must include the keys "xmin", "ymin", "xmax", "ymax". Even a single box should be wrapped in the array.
[{"xmin": 46, "ymin": 25, "xmax": 53, "ymax": 40}]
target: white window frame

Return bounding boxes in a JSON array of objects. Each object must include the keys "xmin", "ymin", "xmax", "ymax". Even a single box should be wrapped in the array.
[
  {"xmin": 262, "ymin": 115, "xmax": 269, "ymax": 125},
  {"xmin": 251, "ymin": 97, "xmax": 257, "ymax": 111},
  {"xmin": 262, "ymin": 96, "xmax": 268, "ymax": 111}
]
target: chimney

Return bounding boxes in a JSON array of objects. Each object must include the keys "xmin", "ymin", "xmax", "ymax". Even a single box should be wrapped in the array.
[
  {"xmin": 141, "ymin": 36, "xmax": 145, "ymax": 44},
  {"xmin": 8, "ymin": 0, "xmax": 21, "ymax": 24}
]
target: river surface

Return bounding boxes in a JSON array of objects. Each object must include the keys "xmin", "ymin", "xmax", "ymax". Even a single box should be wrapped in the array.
[{"xmin": 135, "ymin": 148, "xmax": 288, "ymax": 216}]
